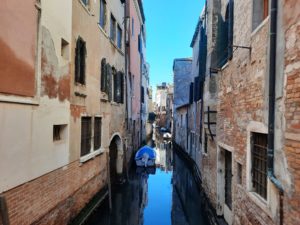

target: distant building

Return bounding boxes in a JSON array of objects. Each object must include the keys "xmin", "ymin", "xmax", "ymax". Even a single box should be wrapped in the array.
[{"xmin": 173, "ymin": 58, "xmax": 193, "ymax": 151}]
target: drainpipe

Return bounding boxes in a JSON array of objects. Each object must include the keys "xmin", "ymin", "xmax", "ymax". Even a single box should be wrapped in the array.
[
  {"xmin": 267, "ymin": 0, "xmax": 283, "ymax": 193},
  {"xmin": 268, "ymin": 0, "xmax": 284, "ymax": 223}
]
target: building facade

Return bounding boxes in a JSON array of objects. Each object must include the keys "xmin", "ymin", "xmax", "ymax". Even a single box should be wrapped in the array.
[
  {"xmin": 179, "ymin": 0, "xmax": 300, "ymax": 225},
  {"xmin": 0, "ymin": 0, "xmax": 147, "ymax": 224}
]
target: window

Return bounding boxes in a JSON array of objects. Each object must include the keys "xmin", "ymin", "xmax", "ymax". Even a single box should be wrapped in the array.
[
  {"xmin": 53, "ymin": 124, "xmax": 67, "ymax": 141},
  {"xmin": 237, "ymin": 162, "xmax": 242, "ymax": 185},
  {"xmin": 75, "ymin": 37, "xmax": 86, "ymax": 85},
  {"xmin": 99, "ymin": 0, "xmax": 106, "ymax": 29},
  {"xmin": 61, "ymin": 38, "xmax": 69, "ymax": 60},
  {"xmin": 81, "ymin": 117, "xmax": 92, "ymax": 157},
  {"xmin": 117, "ymin": 25, "xmax": 122, "ymax": 49},
  {"xmin": 252, "ymin": 0, "xmax": 269, "ymax": 30},
  {"xmin": 94, "ymin": 117, "xmax": 102, "ymax": 150},
  {"xmin": 131, "ymin": 18, "xmax": 134, "ymax": 36},
  {"xmin": 251, "ymin": 133, "xmax": 268, "ymax": 199},
  {"xmin": 110, "ymin": 14, "xmax": 116, "ymax": 42},
  {"xmin": 141, "ymin": 86, "xmax": 144, "ymax": 103},
  {"xmin": 204, "ymin": 131, "xmax": 208, "ymax": 153}
]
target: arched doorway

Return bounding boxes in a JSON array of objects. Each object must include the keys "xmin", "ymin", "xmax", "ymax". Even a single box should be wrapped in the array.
[{"xmin": 109, "ymin": 135, "xmax": 124, "ymax": 184}]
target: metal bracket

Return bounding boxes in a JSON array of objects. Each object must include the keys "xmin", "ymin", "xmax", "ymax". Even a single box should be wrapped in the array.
[{"xmin": 204, "ymin": 106, "xmax": 217, "ymax": 141}]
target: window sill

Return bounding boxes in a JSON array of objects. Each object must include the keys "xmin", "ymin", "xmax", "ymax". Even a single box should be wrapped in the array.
[
  {"xmin": 247, "ymin": 191, "xmax": 271, "ymax": 217},
  {"xmin": 80, "ymin": 148, "xmax": 105, "ymax": 163},
  {"xmin": 0, "ymin": 94, "xmax": 39, "ymax": 105},
  {"xmin": 251, "ymin": 16, "xmax": 270, "ymax": 38},
  {"xmin": 98, "ymin": 24, "xmax": 108, "ymax": 38},
  {"xmin": 78, "ymin": 0, "xmax": 92, "ymax": 16},
  {"xmin": 109, "ymin": 39, "xmax": 125, "ymax": 56}
]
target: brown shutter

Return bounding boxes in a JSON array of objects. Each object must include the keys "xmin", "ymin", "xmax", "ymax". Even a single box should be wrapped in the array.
[{"xmin": 106, "ymin": 64, "xmax": 112, "ymax": 101}]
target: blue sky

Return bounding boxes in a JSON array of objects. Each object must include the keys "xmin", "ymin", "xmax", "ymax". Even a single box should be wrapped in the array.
[{"xmin": 144, "ymin": 0, "xmax": 205, "ymax": 92}]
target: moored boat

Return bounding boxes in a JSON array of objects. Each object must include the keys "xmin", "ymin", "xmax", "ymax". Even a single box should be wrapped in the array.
[{"xmin": 135, "ymin": 145, "xmax": 156, "ymax": 167}]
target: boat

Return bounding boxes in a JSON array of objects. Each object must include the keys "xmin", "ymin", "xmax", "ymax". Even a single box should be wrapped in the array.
[{"xmin": 135, "ymin": 145, "xmax": 156, "ymax": 167}]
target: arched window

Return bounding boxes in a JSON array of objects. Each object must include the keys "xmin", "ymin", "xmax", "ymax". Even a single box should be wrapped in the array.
[{"xmin": 75, "ymin": 37, "xmax": 86, "ymax": 84}]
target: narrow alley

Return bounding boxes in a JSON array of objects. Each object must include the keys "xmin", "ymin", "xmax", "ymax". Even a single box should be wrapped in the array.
[{"xmin": 0, "ymin": 0, "xmax": 300, "ymax": 225}]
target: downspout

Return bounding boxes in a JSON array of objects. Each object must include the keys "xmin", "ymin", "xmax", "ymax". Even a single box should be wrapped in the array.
[
  {"xmin": 268, "ymin": 1, "xmax": 284, "ymax": 223},
  {"xmin": 267, "ymin": 0, "xmax": 283, "ymax": 193},
  {"xmin": 124, "ymin": 0, "xmax": 129, "ymax": 180}
]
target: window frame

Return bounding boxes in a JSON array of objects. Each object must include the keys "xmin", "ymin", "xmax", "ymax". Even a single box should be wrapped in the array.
[
  {"xmin": 80, "ymin": 116, "xmax": 104, "ymax": 163},
  {"xmin": 93, "ymin": 117, "xmax": 102, "ymax": 151}
]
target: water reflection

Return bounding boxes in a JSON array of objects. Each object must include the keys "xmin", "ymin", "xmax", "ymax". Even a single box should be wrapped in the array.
[{"xmin": 85, "ymin": 136, "xmax": 209, "ymax": 225}]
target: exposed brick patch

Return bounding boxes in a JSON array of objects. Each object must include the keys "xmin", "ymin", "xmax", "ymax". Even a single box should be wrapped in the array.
[{"xmin": 3, "ymin": 156, "xmax": 107, "ymax": 225}]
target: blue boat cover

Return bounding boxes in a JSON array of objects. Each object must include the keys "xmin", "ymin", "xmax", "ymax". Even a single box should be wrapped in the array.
[{"xmin": 135, "ymin": 146, "xmax": 156, "ymax": 159}]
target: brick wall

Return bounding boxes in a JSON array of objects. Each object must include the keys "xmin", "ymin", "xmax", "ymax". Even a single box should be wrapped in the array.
[
  {"xmin": 3, "ymin": 155, "xmax": 107, "ymax": 225},
  {"xmin": 217, "ymin": 0, "xmax": 275, "ymax": 223},
  {"xmin": 283, "ymin": 0, "xmax": 300, "ymax": 224}
]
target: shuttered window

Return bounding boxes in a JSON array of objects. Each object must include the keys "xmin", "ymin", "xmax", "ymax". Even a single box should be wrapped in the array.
[
  {"xmin": 75, "ymin": 37, "xmax": 86, "ymax": 85},
  {"xmin": 81, "ymin": 117, "xmax": 92, "ymax": 157},
  {"xmin": 107, "ymin": 64, "xmax": 112, "ymax": 101},
  {"xmin": 94, "ymin": 117, "xmax": 102, "ymax": 150}
]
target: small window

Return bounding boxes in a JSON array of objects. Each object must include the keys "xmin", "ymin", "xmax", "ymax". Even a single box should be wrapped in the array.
[
  {"xmin": 131, "ymin": 18, "xmax": 134, "ymax": 36},
  {"xmin": 204, "ymin": 131, "xmax": 208, "ymax": 153},
  {"xmin": 75, "ymin": 37, "xmax": 86, "ymax": 85},
  {"xmin": 101, "ymin": 58, "xmax": 107, "ymax": 93},
  {"xmin": 53, "ymin": 124, "xmax": 67, "ymax": 142},
  {"xmin": 61, "ymin": 39, "xmax": 69, "ymax": 60},
  {"xmin": 252, "ymin": 0, "xmax": 269, "ymax": 30},
  {"xmin": 94, "ymin": 117, "xmax": 102, "ymax": 150},
  {"xmin": 251, "ymin": 132, "xmax": 268, "ymax": 199},
  {"xmin": 99, "ymin": 0, "xmax": 106, "ymax": 29},
  {"xmin": 110, "ymin": 15, "xmax": 116, "ymax": 42},
  {"xmin": 237, "ymin": 162, "xmax": 242, "ymax": 185},
  {"xmin": 81, "ymin": 117, "xmax": 92, "ymax": 157},
  {"xmin": 117, "ymin": 25, "xmax": 122, "ymax": 49},
  {"xmin": 141, "ymin": 86, "xmax": 145, "ymax": 103}
]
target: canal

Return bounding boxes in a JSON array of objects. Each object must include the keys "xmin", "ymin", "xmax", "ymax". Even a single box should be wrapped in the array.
[{"xmin": 84, "ymin": 137, "xmax": 209, "ymax": 225}]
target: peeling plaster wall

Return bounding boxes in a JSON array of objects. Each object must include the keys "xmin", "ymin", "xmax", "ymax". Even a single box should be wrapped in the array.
[
  {"xmin": 70, "ymin": 0, "xmax": 125, "ymax": 162},
  {"xmin": 0, "ymin": 0, "xmax": 72, "ymax": 193},
  {"xmin": 0, "ymin": 0, "xmax": 37, "ymax": 97}
]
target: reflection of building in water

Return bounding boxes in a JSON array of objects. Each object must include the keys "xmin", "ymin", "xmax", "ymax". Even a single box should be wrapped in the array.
[
  {"xmin": 172, "ymin": 153, "xmax": 209, "ymax": 225},
  {"xmin": 155, "ymin": 135, "xmax": 173, "ymax": 172},
  {"xmin": 86, "ymin": 169, "xmax": 149, "ymax": 225}
]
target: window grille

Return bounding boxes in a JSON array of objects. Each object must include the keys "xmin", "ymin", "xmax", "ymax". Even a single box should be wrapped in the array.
[
  {"xmin": 81, "ymin": 117, "xmax": 92, "ymax": 156},
  {"xmin": 94, "ymin": 117, "xmax": 102, "ymax": 150},
  {"xmin": 251, "ymin": 133, "xmax": 268, "ymax": 199}
]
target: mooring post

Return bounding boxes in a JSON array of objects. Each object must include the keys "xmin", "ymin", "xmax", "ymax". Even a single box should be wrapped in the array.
[{"xmin": 107, "ymin": 152, "xmax": 112, "ymax": 211}]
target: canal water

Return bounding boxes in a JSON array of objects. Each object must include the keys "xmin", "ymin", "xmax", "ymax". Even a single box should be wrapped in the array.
[{"xmin": 85, "ymin": 137, "xmax": 209, "ymax": 225}]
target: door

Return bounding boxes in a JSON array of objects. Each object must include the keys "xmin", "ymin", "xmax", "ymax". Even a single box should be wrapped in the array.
[{"xmin": 225, "ymin": 150, "xmax": 232, "ymax": 209}]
